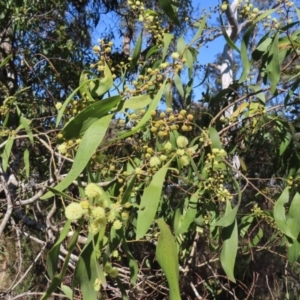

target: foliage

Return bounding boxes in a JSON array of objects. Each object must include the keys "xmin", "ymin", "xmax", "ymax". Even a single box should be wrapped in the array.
[{"xmin": 1, "ymin": 0, "xmax": 300, "ymax": 299}]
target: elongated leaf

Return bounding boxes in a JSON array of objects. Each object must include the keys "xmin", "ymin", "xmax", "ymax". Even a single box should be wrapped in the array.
[
  {"xmin": 56, "ymin": 78, "xmax": 99, "ymax": 127},
  {"xmin": 177, "ymin": 37, "xmax": 186, "ymax": 56},
  {"xmin": 42, "ymin": 222, "xmax": 81, "ymax": 300},
  {"xmin": 173, "ymin": 73, "xmax": 184, "ymax": 98},
  {"xmin": 156, "ymin": 218, "xmax": 181, "ymax": 300},
  {"xmin": 274, "ymin": 187, "xmax": 295, "ymax": 239},
  {"xmin": 162, "ymin": 33, "xmax": 173, "ymax": 60},
  {"xmin": 219, "ymin": 15, "xmax": 240, "ymax": 53},
  {"xmin": 191, "ymin": 17, "xmax": 207, "ymax": 44},
  {"xmin": 212, "ymin": 178, "xmax": 241, "ymax": 227},
  {"xmin": 121, "ymin": 94, "xmax": 151, "ymax": 111},
  {"xmin": 130, "ymin": 30, "xmax": 143, "ymax": 71},
  {"xmin": 61, "ymin": 95, "xmax": 121, "ymax": 140},
  {"xmin": 46, "ymin": 220, "xmax": 71, "ymax": 279},
  {"xmin": 208, "ymin": 127, "xmax": 222, "ymax": 149},
  {"xmin": 158, "ymin": 0, "xmax": 179, "ymax": 25},
  {"xmin": 16, "ymin": 104, "xmax": 34, "ymax": 143},
  {"xmin": 220, "ymin": 219, "xmax": 238, "ymax": 283},
  {"xmin": 23, "ymin": 149, "xmax": 30, "ymax": 178},
  {"xmin": 121, "ymin": 236, "xmax": 139, "ymax": 284},
  {"xmin": 118, "ymin": 80, "xmax": 166, "ymax": 139},
  {"xmin": 74, "ymin": 238, "xmax": 101, "ymax": 300},
  {"xmin": 164, "ymin": 80, "xmax": 172, "ymax": 108},
  {"xmin": 46, "ymin": 186, "xmax": 77, "ymax": 201},
  {"xmin": 176, "ymin": 189, "xmax": 200, "ymax": 235},
  {"xmin": 212, "ymin": 200, "xmax": 239, "ymax": 227},
  {"xmin": 136, "ymin": 164, "xmax": 169, "ymax": 240},
  {"xmin": 2, "ymin": 136, "xmax": 14, "ymax": 171},
  {"xmin": 279, "ymin": 132, "xmax": 292, "ymax": 155},
  {"xmin": 287, "ymin": 193, "xmax": 300, "ymax": 239},
  {"xmin": 266, "ymin": 32, "xmax": 280, "ymax": 94},
  {"xmin": 89, "ymin": 63, "xmax": 113, "ymax": 97},
  {"xmin": 288, "ymin": 239, "xmax": 300, "ymax": 264},
  {"xmin": 0, "ymin": 54, "xmax": 12, "ymax": 68},
  {"xmin": 42, "ymin": 114, "xmax": 113, "ymax": 199},
  {"xmin": 145, "ymin": 45, "xmax": 159, "ymax": 60},
  {"xmin": 79, "ymin": 71, "xmax": 95, "ymax": 101},
  {"xmin": 239, "ymin": 8, "xmax": 278, "ymax": 83},
  {"xmin": 231, "ymin": 102, "xmax": 248, "ymax": 118},
  {"xmin": 60, "ymin": 285, "xmax": 73, "ymax": 300}
]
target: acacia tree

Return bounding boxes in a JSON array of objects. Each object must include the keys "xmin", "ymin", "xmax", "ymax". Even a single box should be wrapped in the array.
[{"xmin": 1, "ymin": 0, "xmax": 300, "ymax": 299}]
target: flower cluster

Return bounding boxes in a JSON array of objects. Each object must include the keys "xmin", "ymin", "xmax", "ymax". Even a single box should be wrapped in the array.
[{"xmin": 64, "ymin": 183, "xmax": 131, "ymax": 235}]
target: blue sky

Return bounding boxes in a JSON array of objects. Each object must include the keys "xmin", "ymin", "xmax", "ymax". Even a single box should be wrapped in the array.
[
  {"xmin": 91, "ymin": 0, "xmax": 226, "ymax": 101},
  {"xmin": 92, "ymin": 0, "xmax": 223, "ymax": 65}
]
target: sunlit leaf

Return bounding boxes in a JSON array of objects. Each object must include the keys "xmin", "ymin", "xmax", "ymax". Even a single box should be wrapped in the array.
[
  {"xmin": 23, "ymin": 149, "xmax": 30, "ymax": 178},
  {"xmin": 162, "ymin": 33, "xmax": 173, "ymax": 60},
  {"xmin": 208, "ymin": 127, "xmax": 222, "ymax": 149},
  {"xmin": 156, "ymin": 218, "xmax": 181, "ymax": 300},
  {"xmin": 61, "ymin": 95, "xmax": 121, "ymax": 140},
  {"xmin": 2, "ymin": 136, "xmax": 14, "ymax": 172},
  {"xmin": 220, "ymin": 219, "xmax": 238, "ymax": 283},
  {"xmin": 191, "ymin": 17, "xmax": 207, "ymax": 45},
  {"xmin": 42, "ymin": 114, "xmax": 113, "ymax": 199},
  {"xmin": 136, "ymin": 164, "xmax": 169, "ymax": 240}
]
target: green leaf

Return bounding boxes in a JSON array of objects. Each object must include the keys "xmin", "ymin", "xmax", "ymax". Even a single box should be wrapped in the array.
[
  {"xmin": 74, "ymin": 237, "xmax": 101, "ymax": 300},
  {"xmin": 42, "ymin": 222, "xmax": 82, "ymax": 300},
  {"xmin": 239, "ymin": 8, "xmax": 278, "ymax": 83},
  {"xmin": 23, "ymin": 149, "xmax": 30, "ymax": 178},
  {"xmin": 158, "ymin": 0, "xmax": 180, "ymax": 25},
  {"xmin": 130, "ymin": 30, "xmax": 143, "ymax": 71},
  {"xmin": 55, "ymin": 78, "xmax": 98, "ymax": 127},
  {"xmin": 0, "ymin": 54, "xmax": 12, "ymax": 68},
  {"xmin": 288, "ymin": 239, "xmax": 300, "ymax": 264},
  {"xmin": 2, "ymin": 136, "xmax": 14, "ymax": 172},
  {"xmin": 46, "ymin": 186, "xmax": 77, "ymax": 202},
  {"xmin": 60, "ymin": 284, "xmax": 73, "ymax": 300},
  {"xmin": 120, "ymin": 235, "xmax": 139, "ymax": 284},
  {"xmin": 89, "ymin": 63, "xmax": 113, "ymax": 98},
  {"xmin": 176, "ymin": 37, "xmax": 186, "ymax": 56},
  {"xmin": 16, "ymin": 105, "xmax": 34, "ymax": 143},
  {"xmin": 249, "ymin": 85, "xmax": 265, "ymax": 103},
  {"xmin": 42, "ymin": 114, "xmax": 113, "ymax": 199},
  {"xmin": 164, "ymin": 80, "xmax": 172, "ymax": 108},
  {"xmin": 191, "ymin": 17, "xmax": 207, "ymax": 45},
  {"xmin": 145, "ymin": 45, "xmax": 159, "ymax": 60},
  {"xmin": 287, "ymin": 193, "xmax": 300, "ymax": 239},
  {"xmin": 183, "ymin": 48, "xmax": 194, "ymax": 70},
  {"xmin": 121, "ymin": 94, "xmax": 152, "ymax": 111},
  {"xmin": 117, "ymin": 80, "xmax": 166, "ymax": 139},
  {"xmin": 274, "ymin": 187, "xmax": 296, "ymax": 239},
  {"xmin": 79, "ymin": 71, "xmax": 95, "ymax": 101},
  {"xmin": 162, "ymin": 33, "xmax": 173, "ymax": 60},
  {"xmin": 212, "ymin": 200, "xmax": 238, "ymax": 227},
  {"xmin": 266, "ymin": 32, "xmax": 280, "ymax": 94},
  {"xmin": 46, "ymin": 220, "xmax": 71, "ymax": 279},
  {"xmin": 176, "ymin": 189, "xmax": 200, "ymax": 235},
  {"xmin": 219, "ymin": 15, "xmax": 240, "ymax": 53},
  {"xmin": 212, "ymin": 178, "xmax": 241, "ymax": 228},
  {"xmin": 208, "ymin": 127, "xmax": 222, "ymax": 149},
  {"xmin": 61, "ymin": 95, "xmax": 121, "ymax": 140},
  {"xmin": 280, "ymin": 132, "xmax": 292, "ymax": 155},
  {"xmin": 136, "ymin": 164, "xmax": 169, "ymax": 240},
  {"xmin": 173, "ymin": 73, "xmax": 184, "ymax": 98},
  {"xmin": 156, "ymin": 218, "xmax": 181, "ymax": 300},
  {"xmin": 220, "ymin": 219, "xmax": 238, "ymax": 283}
]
